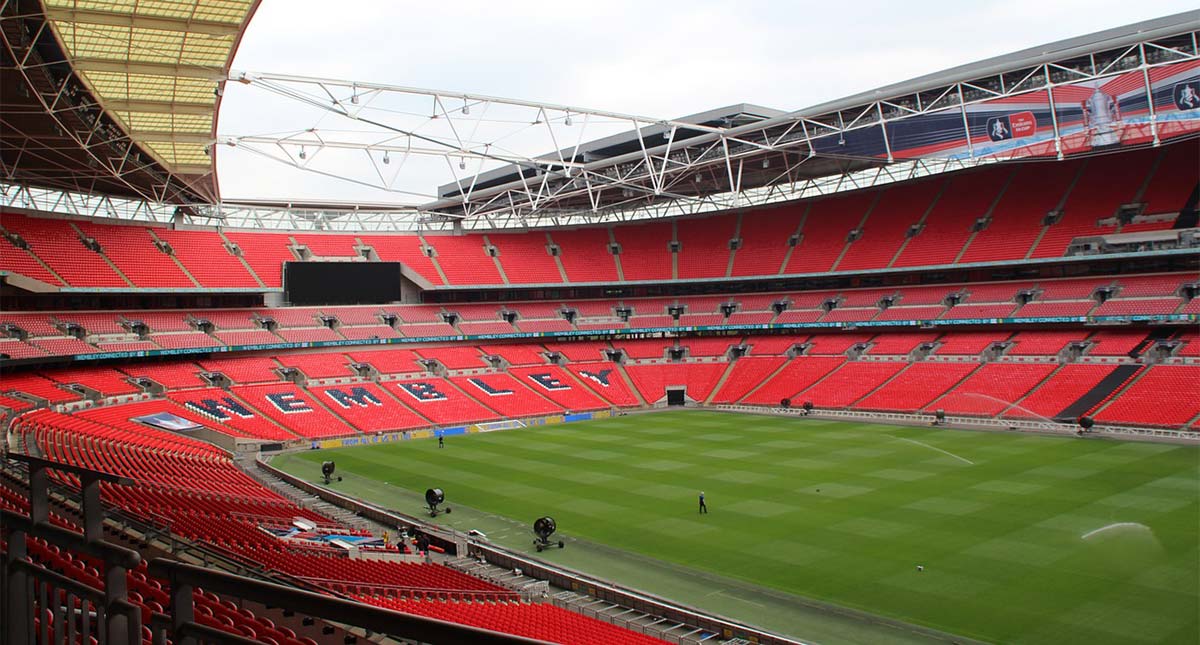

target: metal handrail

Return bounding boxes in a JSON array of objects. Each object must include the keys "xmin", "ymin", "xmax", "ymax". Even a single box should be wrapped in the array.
[{"xmin": 149, "ymin": 558, "xmax": 549, "ymax": 645}]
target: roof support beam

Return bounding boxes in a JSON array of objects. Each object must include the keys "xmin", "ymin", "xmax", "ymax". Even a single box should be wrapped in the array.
[
  {"xmin": 42, "ymin": 7, "xmax": 243, "ymax": 36},
  {"xmin": 73, "ymin": 58, "xmax": 225, "ymax": 81},
  {"xmin": 129, "ymin": 131, "xmax": 214, "ymax": 144},
  {"xmin": 102, "ymin": 99, "xmax": 213, "ymax": 116}
]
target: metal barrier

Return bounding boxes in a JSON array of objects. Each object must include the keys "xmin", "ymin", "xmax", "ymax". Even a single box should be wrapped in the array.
[
  {"xmin": 709, "ymin": 404, "xmax": 1200, "ymax": 442},
  {"xmin": 0, "ymin": 454, "xmax": 548, "ymax": 645},
  {"xmin": 466, "ymin": 540, "xmax": 807, "ymax": 645},
  {"xmin": 3, "ymin": 453, "xmax": 143, "ymax": 645},
  {"xmin": 148, "ymin": 558, "xmax": 546, "ymax": 645},
  {"xmin": 257, "ymin": 458, "xmax": 806, "ymax": 645}
]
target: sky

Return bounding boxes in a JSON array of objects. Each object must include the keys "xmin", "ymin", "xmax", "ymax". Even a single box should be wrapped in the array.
[{"xmin": 214, "ymin": 1, "xmax": 1198, "ymax": 205}]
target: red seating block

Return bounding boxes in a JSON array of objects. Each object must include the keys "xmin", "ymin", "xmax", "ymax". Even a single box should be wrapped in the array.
[
  {"xmin": 75, "ymin": 222, "xmax": 193, "ymax": 288},
  {"xmin": 612, "ymin": 221, "xmax": 673, "ymax": 281},
  {"xmin": 677, "ymin": 214, "xmax": 736, "ymax": 279},
  {"xmin": 931, "ymin": 363, "xmax": 1058, "ymax": 416},
  {"xmin": 425, "ymin": 235, "xmax": 502, "ymax": 286},
  {"xmin": 1005, "ymin": 364, "xmax": 1116, "ymax": 419},
  {"xmin": 449, "ymin": 373, "xmax": 564, "ymax": 417},
  {"xmin": 312, "ymin": 382, "xmax": 429, "ymax": 432},
  {"xmin": 567, "ymin": 362, "xmax": 640, "ymax": 406},
  {"xmin": 232, "ymin": 384, "xmax": 358, "ymax": 439},
  {"xmin": 853, "ymin": 362, "xmax": 978, "ymax": 412},
  {"xmin": 549, "ymin": 228, "xmax": 619, "ymax": 283},
  {"xmin": 1095, "ymin": 365, "xmax": 1200, "ymax": 428},
  {"xmin": 383, "ymin": 379, "xmax": 499, "ymax": 425},
  {"xmin": 508, "ymin": 366, "xmax": 608, "ymax": 411},
  {"xmin": 798, "ymin": 361, "xmax": 907, "ymax": 408},
  {"xmin": 489, "ymin": 232, "xmax": 563, "ymax": 284},
  {"xmin": 1, "ymin": 213, "xmax": 126, "ymax": 286},
  {"xmin": 154, "ymin": 229, "xmax": 260, "ymax": 288},
  {"xmin": 223, "ymin": 232, "xmax": 296, "ymax": 288}
]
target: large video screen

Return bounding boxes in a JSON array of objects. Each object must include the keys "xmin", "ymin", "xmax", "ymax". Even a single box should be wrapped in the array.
[{"xmin": 283, "ymin": 262, "xmax": 403, "ymax": 305}]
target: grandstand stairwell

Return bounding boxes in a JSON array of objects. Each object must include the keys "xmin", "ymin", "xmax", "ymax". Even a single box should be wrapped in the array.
[
  {"xmin": 373, "ymin": 380, "xmax": 437, "ymax": 425},
  {"xmin": 703, "ymin": 360, "xmax": 739, "ymax": 404},
  {"xmin": 302, "ymin": 384, "xmax": 368, "ymax": 436},
  {"xmin": 829, "ymin": 192, "xmax": 881, "ymax": 272},
  {"xmin": 219, "ymin": 390, "xmax": 311, "ymax": 441},
  {"xmin": 843, "ymin": 361, "xmax": 919, "ymax": 407},
  {"xmin": 147, "ymin": 229, "xmax": 202, "ymax": 287},
  {"xmin": 68, "ymin": 221, "xmax": 134, "ymax": 287},
  {"xmin": 776, "ymin": 202, "xmax": 811, "ymax": 274},
  {"xmin": 1023, "ymin": 160, "xmax": 1088, "ymax": 260},
  {"xmin": 733, "ymin": 358, "xmax": 796, "ymax": 404},
  {"xmin": 481, "ymin": 235, "xmax": 511, "ymax": 285},
  {"xmin": 614, "ymin": 361, "xmax": 647, "ymax": 406},
  {"xmin": 954, "ymin": 167, "xmax": 1017, "ymax": 263},
  {"xmin": 544, "ymin": 232, "xmax": 570, "ymax": 283},
  {"xmin": 16, "ymin": 244, "xmax": 67, "ymax": 286},
  {"xmin": 724, "ymin": 212, "xmax": 743, "ymax": 278},
  {"xmin": 607, "ymin": 227, "xmax": 626, "ymax": 281},
  {"xmin": 1115, "ymin": 148, "xmax": 1165, "ymax": 234},
  {"xmin": 1084, "ymin": 365, "xmax": 1153, "ymax": 419},
  {"xmin": 442, "ymin": 375, "xmax": 510, "ymax": 417},
  {"xmin": 793, "ymin": 360, "xmax": 855, "ymax": 401},
  {"xmin": 998, "ymin": 363, "xmax": 1067, "ymax": 416},
  {"xmin": 670, "ymin": 220, "xmax": 679, "ymax": 281},
  {"xmin": 1172, "ymin": 185, "xmax": 1200, "ymax": 229},
  {"xmin": 1054, "ymin": 363, "xmax": 1143, "ymax": 420},
  {"xmin": 241, "ymin": 458, "xmax": 380, "ymax": 533},
  {"xmin": 919, "ymin": 362, "xmax": 990, "ymax": 410},
  {"xmin": 216, "ymin": 230, "xmax": 268, "ymax": 288},
  {"xmin": 886, "ymin": 179, "xmax": 948, "ymax": 268},
  {"xmin": 416, "ymin": 232, "xmax": 451, "ymax": 286}
]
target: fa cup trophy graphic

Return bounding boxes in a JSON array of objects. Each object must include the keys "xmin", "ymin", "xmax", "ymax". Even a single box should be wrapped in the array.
[{"xmin": 1081, "ymin": 85, "xmax": 1121, "ymax": 148}]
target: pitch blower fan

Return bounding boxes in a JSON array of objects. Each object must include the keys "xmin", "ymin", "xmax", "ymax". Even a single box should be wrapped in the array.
[
  {"xmin": 321, "ymin": 461, "xmax": 341, "ymax": 484},
  {"xmin": 533, "ymin": 516, "xmax": 564, "ymax": 552},
  {"xmin": 425, "ymin": 488, "xmax": 450, "ymax": 517}
]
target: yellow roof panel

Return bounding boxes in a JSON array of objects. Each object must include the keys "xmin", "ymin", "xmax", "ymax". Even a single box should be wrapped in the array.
[
  {"xmin": 118, "ymin": 111, "xmax": 213, "ymax": 134},
  {"xmin": 44, "ymin": 0, "xmax": 250, "ymax": 24},
  {"xmin": 144, "ymin": 140, "xmax": 211, "ymax": 167},
  {"xmin": 44, "ymin": 0, "xmax": 257, "ymax": 180}
]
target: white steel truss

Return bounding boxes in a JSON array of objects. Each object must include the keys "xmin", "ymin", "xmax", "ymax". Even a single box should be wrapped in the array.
[
  {"xmin": 211, "ymin": 21, "xmax": 1198, "ymax": 230},
  {"xmin": 4, "ymin": 20, "xmax": 1196, "ymax": 231}
]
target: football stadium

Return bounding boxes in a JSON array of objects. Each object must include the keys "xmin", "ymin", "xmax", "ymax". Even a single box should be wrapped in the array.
[{"xmin": 1, "ymin": 3, "xmax": 1198, "ymax": 644}]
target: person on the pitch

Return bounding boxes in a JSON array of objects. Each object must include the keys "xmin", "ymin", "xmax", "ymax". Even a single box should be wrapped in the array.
[
  {"xmin": 698, "ymin": 491, "xmax": 708, "ymax": 514},
  {"xmin": 438, "ymin": 434, "xmax": 444, "ymax": 448}
]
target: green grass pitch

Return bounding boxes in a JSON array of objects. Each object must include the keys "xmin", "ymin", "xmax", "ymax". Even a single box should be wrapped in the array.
[{"xmin": 276, "ymin": 410, "xmax": 1199, "ymax": 644}]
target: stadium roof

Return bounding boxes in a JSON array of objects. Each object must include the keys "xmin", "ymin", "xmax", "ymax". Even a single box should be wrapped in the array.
[
  {"xmin": 1, "ymin": 9, "xmax": 1197, "ymax": 231},
  {"xmin": 1, "ymin": 0, "xmax": 259, "ymax": 202}
]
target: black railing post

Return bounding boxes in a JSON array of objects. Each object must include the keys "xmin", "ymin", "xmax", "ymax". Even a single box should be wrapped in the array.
[
  {"xmin": 28, "ymin": 460, "xmax": 48, "ymax": 524},
  {"xmin": 165, "ymin": 567, "xmax": 195, "ymax": 645},
  {"xmin": 4, "ymin": 525, "xmax": 31, "ymax": 645},
  {"xmin": 81, "ymin": 472, "xmax": 104, "ymax": 542}
]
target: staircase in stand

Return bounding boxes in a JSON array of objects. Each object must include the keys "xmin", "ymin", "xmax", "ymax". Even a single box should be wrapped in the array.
[{"xmin": 1054, "ymin": 364, "xmax": 1142, "ymax": 421}]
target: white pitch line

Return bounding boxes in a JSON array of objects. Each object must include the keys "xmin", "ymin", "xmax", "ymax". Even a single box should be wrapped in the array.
[
  {"xmin": 895, "ymin": 437, "xmax": 974, "ymax": 465},
  {"xmin": 704, "ymin": 589, "xmax": 765, "ymax": 608}
]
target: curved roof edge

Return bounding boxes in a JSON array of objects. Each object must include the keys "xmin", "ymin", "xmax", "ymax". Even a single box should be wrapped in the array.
[{"xmin": 790, "ymin": 11, "xmax": 1200, "ymax": 120}]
